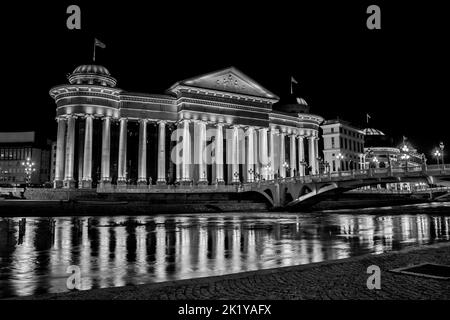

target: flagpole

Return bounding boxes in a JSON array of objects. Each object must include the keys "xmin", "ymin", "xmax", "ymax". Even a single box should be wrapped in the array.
[
  {"xmin": 93, "ymin": 40, "xmax": 96, "ymax": 62},
  {"xmin": 290, "ymin": 76, "xmax": 293, "ymax": 95}
]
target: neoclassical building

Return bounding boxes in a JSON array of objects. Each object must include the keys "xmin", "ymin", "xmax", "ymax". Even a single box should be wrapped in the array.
[{"xmin": 50, "ymin": 65, "xmax": 324, "ymax": 189}]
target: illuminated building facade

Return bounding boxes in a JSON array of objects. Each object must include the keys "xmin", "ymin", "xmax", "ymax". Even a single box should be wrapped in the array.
[
  {"xmin": 321, "ymin": 119, "xmax": 365, "ymax": 172},
  {"xmin": 0, "ymin": 132, "xmax": 52, "ymax": 186},
  {"xmin": 50, "ymin": 65, "xmax": 324, "ymax": 189}
]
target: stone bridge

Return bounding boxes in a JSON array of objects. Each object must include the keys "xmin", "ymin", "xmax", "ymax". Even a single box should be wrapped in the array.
[{"xmin": 243, "ymin": 164, "xmax": 450, "ymax": 210}]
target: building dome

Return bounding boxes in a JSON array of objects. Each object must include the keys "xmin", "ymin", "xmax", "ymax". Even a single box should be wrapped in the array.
[
  {"xmin": 275, "ymin": 96, "xmax": 310, "ymax": 114},
  {"xmin": 68, "ymin": 64, "xmax": 117, "ymax": 87},
  {"xmin": 363, "ymin": 128, "xmax": 385, "ymax": 136}
]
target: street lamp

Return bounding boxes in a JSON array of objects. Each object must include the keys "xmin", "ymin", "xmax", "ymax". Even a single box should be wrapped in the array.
[
  {"xmin": 21, "ymin": 157, "xmax": 36, "ymax": 188},
  {"xmin": 440, "ymin": 142, "xmax": 445, "ymax": 169},
  {"xmin": 247, "ymin": 168, "xmax": 254, "ymax": 182},
  {"xmin": 282, "ymin": 161, "xmax": 290, "ymax": 177},
  {"xmin": 336, "ymin": 153, "xmax": 344, "ymax": 172},
  {"xmin": 433, "ymin": 149, "xmax": 441, "ymax": 166},
  {"xmin": 401, "ymin": 144, "xmax": 410, "ymax": 171}
]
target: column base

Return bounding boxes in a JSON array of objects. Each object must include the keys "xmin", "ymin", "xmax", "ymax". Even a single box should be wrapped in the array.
[
  {"xmin": 81, "ymin": 179, "xmax": 92, "ymax": 189},
  {"xmin": 231, "ymin": 180, "xmax": 240, "ymax": 185},
  {"xmin": 117, "ymin": 179, "xmax": 127, "ymax": 188},
  {"xmin": 137, "ymin": 180, "xmax": 148, "ymax": 188},
  {"xmin": 197, "ymin": 179, "xmax": 208, "ymax": 186},
  {"xmin": 53, "ymin": 180, "xmax": 64, "ymax": 189},
  {"xmin": 215, "ymin": 179, "xmax": 225, "ymax": 186},
  {"xmin": 179, "ymin": 180, "xmax": 192, "ymax": 186},
  {"xmin": 157, "ymin": 180, "xmax": 167, "ymax": 185},
  {"xmin": 100, "ymin": 180, "xmax": 112, "ymax": 189},
  {"xmin": 63, "ymin": 179, "xmax": 76, "ymax": 189}
]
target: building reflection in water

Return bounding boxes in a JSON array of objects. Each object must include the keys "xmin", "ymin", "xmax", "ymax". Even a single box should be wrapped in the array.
[{"xmin": 1, "ymin": 204, "xmax": 450, "ymax": 298}]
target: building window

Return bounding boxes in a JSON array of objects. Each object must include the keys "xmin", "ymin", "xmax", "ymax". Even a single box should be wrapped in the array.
[
  {"xmin": 331, "ymin": 137, "xmax": 335, "ymax": 148},
  {"xmin": 331, "ymin": 128, "xmax": 335, "ymax": 133}
]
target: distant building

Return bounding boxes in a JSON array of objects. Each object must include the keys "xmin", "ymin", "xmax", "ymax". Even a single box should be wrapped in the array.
[
  {"xmin": 50, "ymin": 141, "xmax": 57, "ymax": 183},
  {"xmin": 321, "ymin": 119, "xmax": 365, "ymax": 172},
  {"xmin": 362, "ymin": 128, "xmax": 426, "ymax": 191},
  {"xmin": 0, "ymin": 132, "xmax": 52, "ymax": 186}
]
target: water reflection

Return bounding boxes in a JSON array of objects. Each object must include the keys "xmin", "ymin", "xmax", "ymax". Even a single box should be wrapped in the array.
[{"xmin": 1, "ymin": 202, "xmax": 450, "ymax": 298}]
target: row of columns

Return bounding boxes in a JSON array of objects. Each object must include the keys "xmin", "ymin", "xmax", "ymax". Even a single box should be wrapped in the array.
[
  {"xmin": 54, "ymin": 115, "xmax": 167, "ymax": 189},
  {"xmin": 54, "ymin": 115, "xmax": 320, "ymax": 188}
]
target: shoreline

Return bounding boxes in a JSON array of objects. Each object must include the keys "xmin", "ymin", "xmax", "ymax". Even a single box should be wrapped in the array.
[
  {"xmin": 0, "ymin": 196, "xmax": 440, "ymax": 217},
  {"xmin": 8, "ymin": 242, "xmax": 450, "ymax": 300}
]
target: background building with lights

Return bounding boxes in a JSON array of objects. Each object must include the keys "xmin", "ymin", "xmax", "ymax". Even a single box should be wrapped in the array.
[
  {"xmin": 0, "ymin": 132, "xmax": 52, "ymax": 186},
  {"xmin": 321, "ymin": 119, "xmax": 365, "ymax": 172},
  {"xmin": 50, "ymin": 65, "xmax": 324, "ymax": 189}
]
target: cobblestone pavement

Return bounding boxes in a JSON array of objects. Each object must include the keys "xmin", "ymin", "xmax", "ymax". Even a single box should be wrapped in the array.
[{"xmin": 13, "ymin": 242, "xmax": 450, "ymax": 300}]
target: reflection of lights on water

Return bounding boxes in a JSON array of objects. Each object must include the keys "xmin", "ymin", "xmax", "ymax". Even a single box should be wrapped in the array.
[{"xmin": 2, "ymin": 209, "xmax": 450, "ymax": 299}]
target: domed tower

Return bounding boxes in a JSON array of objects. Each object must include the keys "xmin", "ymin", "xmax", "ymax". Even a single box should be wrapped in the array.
[
  {"xmin": 68, "ymin": 64, "xmax": 117, "ymax": 87},
  {"xmin": 274, "ymin": 95, "xmax": 311, "ymax": 114},
  {"xmin": 50, "ymin": 64, "xmax": 121, "ymax": 189}
]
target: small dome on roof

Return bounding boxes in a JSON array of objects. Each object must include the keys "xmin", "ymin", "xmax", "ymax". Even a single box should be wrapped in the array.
[
  {"xmin": 68, "ymin": 64, "xmax": 117, "ymax": 87},
  {"xmin": 363, "ymin": 128, "xmax": 385, "ymax": 136},
  {"xmin": 73, "ymin": 64, "xmax": 111, "ymax": 76}
]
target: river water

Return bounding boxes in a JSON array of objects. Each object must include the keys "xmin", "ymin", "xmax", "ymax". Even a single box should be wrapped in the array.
[{"xmin": 1, "ymin": 202, "xmax": 449, "ymax": 298}]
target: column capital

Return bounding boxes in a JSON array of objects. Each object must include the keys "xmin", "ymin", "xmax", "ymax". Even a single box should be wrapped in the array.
[
  {"xmin": 55, "ymin": 116, "xmax": 67, "ymax": 122},
  {"xmin": 139, "ymin": 118, "xmax": 148, "ymax": 124},
  {"xmin": 157, "ymin": 120, "xmax": 167, "ymax": 125},
  {"xmin": 216, "ymin": 122, "xmax": 225, "ymax": 128},
  {"xmin": 84, "ymin": 114, "xmax": 94, "ymax": 119}
]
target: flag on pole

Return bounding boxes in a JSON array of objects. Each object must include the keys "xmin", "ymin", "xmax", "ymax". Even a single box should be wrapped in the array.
[
  {"xmin": 93, "ymin": 38, "xmax": 106, "ymax": 62},
  {"xmin": 95, "ymin": 38, "xmax": 106, "ymax": 49},
  {"xmin": 366, "ymin": 113, "xmax": 371, "ymax": 124},
  {"xmin": 290, "ymin": 76, "xmax": 298, "ymax": 95}
]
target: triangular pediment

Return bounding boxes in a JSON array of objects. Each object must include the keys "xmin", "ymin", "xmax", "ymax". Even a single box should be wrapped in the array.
[{"xmin": 170, "ymin": 67, "xmax": 279, "ymax": 100}]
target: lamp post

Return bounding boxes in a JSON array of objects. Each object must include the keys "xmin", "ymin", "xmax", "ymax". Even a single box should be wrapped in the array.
[
  {"xmin": 336, "ymin": 153, "xmax": 344, "ymax": 173},
  {"xmin": 21, "ymin": 157, "xmax": 36, "ymax": 188},
  {"xmin": 401, "ymin": 144, "xmax": 410, "ymax": 172},
  {"xmin": 433, "ymin": 149, "xmax": 441, "ymax": 166},
  {"xmin": 282, "ymin": 162, "xmax": 290, "ymax": 178},
  {"xmin": 440, "ymin": 142, "xmax": 445, "ymax": 169},
  {"xmin": 247, "ymin": 168, "xmax": 254, "ymax": 182}
]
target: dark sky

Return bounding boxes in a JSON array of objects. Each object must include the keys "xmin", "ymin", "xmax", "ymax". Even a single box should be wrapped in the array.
[{"xmin": 2, "ymin": 1, "xmax": 448, "ymax": 158}]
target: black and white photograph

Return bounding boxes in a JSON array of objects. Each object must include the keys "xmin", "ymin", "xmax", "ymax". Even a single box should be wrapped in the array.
[{"xmin": 0, "ymin": 1, "xmax": 449, "ymax": 316}]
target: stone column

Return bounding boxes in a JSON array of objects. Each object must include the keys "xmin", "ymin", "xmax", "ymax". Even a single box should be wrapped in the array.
[
  {"xmin": 175, "ymin": 122, "xmax": 182, "ymax": 183},
  {"xmin": 308, "ymin": 135, "xmax": 316, "ymax": 175},
  {"xmin": 196, "ymin": 120, "xmax": 207, "ymax": 184},
  {"xmin": 215, "ymin": 123, "xmax": 225, "ymax": 184},
  {"xmin": 181, "ymin": 119, "xmax": 191, "ymax": 184},
  {"xmin": 100, "ymin": 116, "xmax": 111, "ymax": 187},
  {"xmin": 298, "ymin": 136, "xmax": 305, "ymax": 176},
  {"xmin": 231, "ymin": 126, "xmax": 240, "ymax": 184},
  {"xmin": 290, "ymin": 134, "xmax": 297, "ymax": 177},
  {"xmin": 137, "ymin": 119, "xmax": 148, "ymax": 186},
  {"xmin": 63, "ymin": 115, "xmax": 76, "ymax": 188},
  {"xmin": 279, "ymin": 132, "xmax": 286, "ymax": 178},
  {"xmin": 258, "ymin": 128, "xmax": 269, "ymax": 180},
  {"xmin": 54, "ymin": 117, "xmax": 66, "ymax": 188},
  {"xmin": 81, "ymin": 114, "xmax": 94, "ymax": 188},
  {"xmin": 117, "ymin": 117, "xmax": 128, "ymax": 186},
  {"xmin": 315, "ymin": 136, "xmax": 320, "ymax": 174},
  {"xmin": 246, "ymin": 127, "xmax": 255, "ymax": 183},
  {"xmin": 269, "ymin": 127, "xmax": 277, "ymax": 180},
  {"xmin": 157, "ymin": 121, "xmax": 167, "ymax": 184}
]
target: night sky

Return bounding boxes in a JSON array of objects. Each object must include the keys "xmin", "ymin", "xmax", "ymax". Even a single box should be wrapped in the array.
[{"xmin": 2, "ymin": 1, "xmax": 448, "ymax": 158}]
